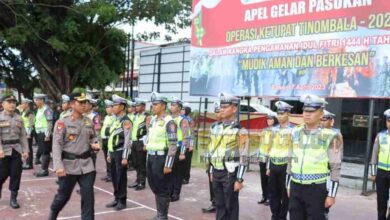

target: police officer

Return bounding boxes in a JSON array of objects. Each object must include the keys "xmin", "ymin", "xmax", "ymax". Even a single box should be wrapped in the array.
[
  {"xmin": 146, "ymin": 92, "xmax": 178, "ymax": 220},
  {"xmin": 33, "ymin": 93, "xmax": 53, "ymax": 177},
  {"xmin": 170, "ymin": 96, "xmax": 191, "ymax": 202},
  {"xmin": 85, "ymin": 95, "xmax": 101, "ymax": 136},
  {"xmin": 0, "ymin": 95, "xmax": 29, "ymax": 209},
  {"xmin": 257, "ymin": 111, "xmax": 277, "ymax": 206},
  {"xmin": 106, "ymin": 94, "xmax": 132, "ymax": 211},
  {"xmin": 202, "ymin": 101, "xmax": 221, "ymax": 213},
  {"xmin": 370, "ymin": 109, "xmax": 390, "ymax": 220},
  {"xmin": 209, "ymin": 93, "xmax": 249, "ymax": 220},
  {"xmin": 127, "ymin": 100, "xmax": 136, "ymax": 121},
  {"xmin": 48, "ymin": 93, "xmax": 100, "ymax": 220},
  {"xmin": 59, "ymin": 95, "xmax": 72, "ymax": 119},
  {"xmin": 286, "ymin": 94, "xmax": 342, "ymax": 220},
  {"xmin": 20, "ymin": 98, "xmax": 35, "ymax": 170},
  {"xmin": 320, "ymin": 110, "xmax": 344, "ymax": 219},
  {"xmin": 267, "ymin": 101, "xmax": 294, "ymax": 220},
  {"xmin": 100, "ymin": 100, "xmax": 115, "ymax": 182},
  {"xmin": 127, "ymin": 100, "xmax": 136, "ymax": 171},
  {"xmin": 321, "ymin": 110, "xmax": 344, "ymax": 159},
  {"xmin": 181, "ymin": 102, "xmax": 194, "ymax": 185},
  {"xmin": 128, "ymin": 98, "xmax": 150, "ymax": 191}
]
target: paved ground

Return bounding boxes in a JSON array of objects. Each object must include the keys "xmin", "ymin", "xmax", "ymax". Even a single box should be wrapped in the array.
[{"xmin": 0, "ymin": 153, "xmax": 378, "ymax": 220}]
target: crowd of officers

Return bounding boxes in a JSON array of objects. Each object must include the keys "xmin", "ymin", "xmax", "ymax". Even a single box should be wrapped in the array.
[{"xmin": 0, "ymin": 90, "xmax": 389, "ymax": 220}]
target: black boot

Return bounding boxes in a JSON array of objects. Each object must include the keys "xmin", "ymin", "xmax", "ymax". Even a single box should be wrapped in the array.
[
  {"xmin": 128, "ymin": 182, "xmax": 138, "ymax": 188},
  {"xmin": 48, "ymin": 210, "xmax": 59, "ymax": 220},
  {"xmin": 22, "ymin": 164, "xmax": 33, "ymax": 170},
  {"xmin": 135, "ymin": 183, "xmax": 145, "ymax": 191},
  {"xmin": 106, "ymin": 200, "xmax": 118, "ymax": 208},
  {"xmin": 35, "ymin": 170, "xmax": 49, "ymax": 177},
  {"xmin": 258, "ymin": 197, "xmax": 268, "ymax": 204},
  {"xmin": 34, "ymin": 157, "xmax": 41, "ymax": 165},
  {"xmin": 10, "ymin": 191, "xmax": 20, "ymax": 209},
  {"xmin": 150, "ymin": 195, "xmax": 160, "ymax": 220},
  {"xmin": 115, "ymin": 202, "xmax": 127, "ymax": 211},
  {"xmin": 202, "ymin": 204, "xmax": 216, "ymax": 213},
  {"xmin": 157, "ymin": 196, "xmax": 170, "ymax": 220},
  {"xmin": 36, "ymin": 155, "xmax": 50, "ymax": 177}
]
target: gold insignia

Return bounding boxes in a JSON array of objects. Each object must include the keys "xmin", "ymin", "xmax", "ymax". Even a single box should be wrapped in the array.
[
  {"xmin": 68, "ymin": 134, "xmax": 75, "ymax": 141},
  {"xmin": 123, "ymin": 120, "xmax": 132, "ymax": 130}
]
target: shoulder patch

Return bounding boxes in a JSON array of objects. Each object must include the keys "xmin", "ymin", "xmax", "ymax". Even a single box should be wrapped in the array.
[
  {"xmin": 56, "ymin": 120, "xmax": 65, "ymax": 131},
  {"xmin": 123, "ymin": 120, "xmax": 132, "ymax": 130},
  {"xmin": 167, "ymin": 120, "xmax": 177, "ymax": 133}
]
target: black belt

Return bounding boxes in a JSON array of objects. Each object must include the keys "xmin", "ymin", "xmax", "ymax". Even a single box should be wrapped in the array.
[
  {"xmin": 2, "ymin": 140, "xmax": 19, "ymax": 145},
  {"xmin": 62, "ymin": 151, "xmax": 92, "ymax": 160}
]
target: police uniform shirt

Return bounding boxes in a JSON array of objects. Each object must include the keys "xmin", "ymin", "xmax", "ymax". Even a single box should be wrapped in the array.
[
  {"xmin": 21, "ymin": 109, "xmax": 34, "ymax": 136},
  {"xmin": 208, "ymin": 120, "xmax": 249, "ymax": 180},
  {"xmin": 286, "ymin": 126, "xmax": 343, "ymax": 197},
  {"xmin": 0, "ymin": 111, "xmax": 29, "ymax": 156},
  {"xmin": 60, "ymin": 109, "xmax": 72, "ymax": 119},
  {"xmin": 147, "ymin": 114, "xmax": 178, "ymax": 168},
  {"xmin": 370, "ymin": 130, "xmax": 390, "ymax": 175},
  {"xmin": 108, "ymin": 114, "xmax": 132, "ymax": 159},
  {"xmin": 52, "ymin": 115, "xmax": 98, "ymax": 175},
  {"xmin": 172, "ymin": 115, "xmax": 190, "ymax": 153},
  {"xmin": 85, "ymin": 111, "xmax": 101, "ymax": 132},
  {"xmin": 35, "ymin": 105, "xmax": 53, "ymax": 137}
]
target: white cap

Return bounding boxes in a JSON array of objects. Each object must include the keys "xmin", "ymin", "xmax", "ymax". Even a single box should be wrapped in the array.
[
  {"xmin": 384, "ymin": 109, "xmax": 390, "ymax": 119},
  {"xmin": 21, "ymin": 98, "xmax": 33, "ymax": 103},
  {"xmin": 275, "ymin": 101, "xmax": 293, "ymax": 112},
  {"xmin": 61, "ymin": 94, "xmax": 70, "ymax": 103},
  {"xmin": 323, "ymin": 110, "xmax": 335, "ymax": 118},
  {"xmin": 104, "ymin": 99, "xmax": 113, "ymax": 107},
  {"xmin": 112, "ymin": 94, "xmax": 127, "ymax": 105},
  {"xmin": 219, "ymin": 92, "xmax": 239, "ymax": 105},
  {"xmin": 33, "ymin": 93, "xmax": 47, "ymax": 99},
  {"xmin": 300, "ymin": 94, "xmax": 327, "ymax": 111}
]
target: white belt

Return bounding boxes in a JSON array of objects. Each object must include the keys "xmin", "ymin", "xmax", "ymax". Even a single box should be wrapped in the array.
[{"xmin": 147, "ymin": 150, "xmax": 165, "ymax": 156}]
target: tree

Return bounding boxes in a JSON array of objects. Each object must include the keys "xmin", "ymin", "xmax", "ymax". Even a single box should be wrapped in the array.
[
  {"xmin": 0, "ymin": 40, "xmax": 39, "ymax": 98},
  {"xmin": 0, "ymin": 0, "xmax": 191, "ymax": 100}
]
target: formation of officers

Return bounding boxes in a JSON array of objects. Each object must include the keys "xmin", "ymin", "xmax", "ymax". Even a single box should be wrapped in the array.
[{"xmin": 0, "ymin": 90, "xmax": 389, "ymax": 220}]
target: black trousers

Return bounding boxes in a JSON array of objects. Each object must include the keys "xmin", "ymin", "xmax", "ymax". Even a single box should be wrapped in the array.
[
  {"xmin": 269, "ymin": 163, "xmax": 288, "ymax": 220},
  {"xmin": 171, "ymin": 151, "xmax": 186, "ymax": 197},
  {"xmin": 259, "ymin": 162, "xmax": 269, "ymax": 199},
  {"xmin": 25, "ymin": 137, "xmax": 33, "ymax": 167},
  {"xmin": 101, "ymin": 139, "xmax": 111, "ymax": 177},
  {"xmin": 289, "ymin": 181, "xmax": 328, "ymax": 220},
  {"xmin": 207, "ymin": 164, "xmax": 215, "ymax": 205},
  {"xmin": 376, "ymin": 169, "xmax": 390, "ymax": 220},
  {"xmin": 0, "ymin": 149, "xmax": 22, "ymax": 192},
  {"xmin": 183, "ymin": 150, "xmax": 193, "ymax": 182},
  {"xmin": 110, "ymin": 150, "xmax": 127, "ymax": 204},
  {"xmin": 33, "ymin": 130, "xmax": 41, "ymax": 161},
  {"xmin": 147, "ymin": 154, "xmax": 172, "ymax": 198},
  {"xmin": 133, "ymin": 141, "xmax": 147, "ymax": 185},
  {"xmin": 36, "ymin": 133, "xmax": 51, "ymax": 171},
  {"xmin": 212, "ymin": 169, "xmax": 239, "ymax": 220},
  {"xmin": 50, "ymin": 171, "xmax": 96, "ymax": 220}
]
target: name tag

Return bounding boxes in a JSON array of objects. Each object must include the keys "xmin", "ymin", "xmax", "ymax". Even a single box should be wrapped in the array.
[{"xmin": 0, "ymin": 121, "xmax": 10, "ymax": 127}]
